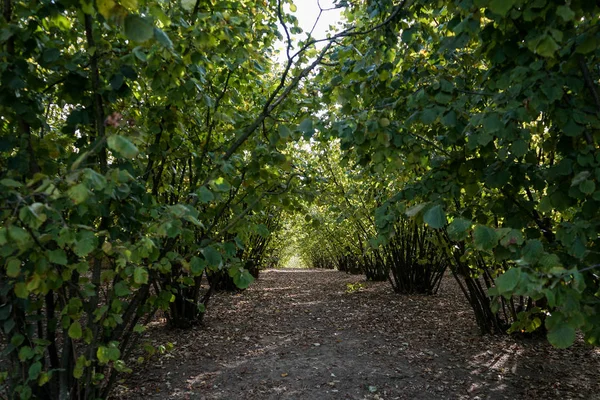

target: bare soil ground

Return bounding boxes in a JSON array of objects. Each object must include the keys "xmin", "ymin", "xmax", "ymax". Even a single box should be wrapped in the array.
[{"xmin": 115, "ymin": 269, "xmax": 600, "ymax": 400}]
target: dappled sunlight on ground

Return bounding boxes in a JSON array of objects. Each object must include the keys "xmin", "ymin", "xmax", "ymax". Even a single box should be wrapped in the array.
[{"xmin": 116, "ymin": 270, "xmax": 600, "ymax": 400}]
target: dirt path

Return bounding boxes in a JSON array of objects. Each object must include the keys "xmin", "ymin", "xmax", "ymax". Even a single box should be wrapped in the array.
[{"xmin": 116, "ymin": 269, "xmax": 600, "ymax": 400}]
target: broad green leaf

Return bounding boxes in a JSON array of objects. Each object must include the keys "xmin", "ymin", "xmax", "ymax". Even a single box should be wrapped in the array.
[
  {"xmin": 74, "ymin": 231, "xmax": 97, "ymax": 257},
  {"xmin": 181, "ymin": 0, "xmax": 195, "ymax": 11},
  {"xmin": 124, "ymin": 15, "xmax": 154, "ymax": 43},
  {"xmin": 510, "ymin": 140, "xmax": 528, "ymax": 158},
  {"xmin": 68, "ymin": 183, "xmax": 90, "ymax": 205},
  {"xmin": 489, "ymin": 0, "xmax": 516, "ymax": 16},
  {"xmin": 97, "ymin": 0, "xmax": 116, "ymax": 20},
  {"xmin": 576, "ymin": 35, "xmax": 597, "ymax": 54},
  {"xmin": 499, "ymin": 229, "xmax": 524, "ymax": 247},
  {"xmin": 48, "ymin": 249, "xmax": 68, "ymax": 265},
  {"xmin": 107, "ymin": 135, "xmax": 139, "ymax": 159},
  {"xmin": 0, "ymin": 178, "xmax": 22, "ymax": 188},
  {"xmin": 522, "ymin": 239, "xmax": 544, "ymax": 264},
  {"xmin": 556, "ymin": 5, "xmax": 575, "ymax": 21},
  {"xmin": 547, "ymin": 321, "xmax": 576, "ymax": 349},
  {"xmin": 447, "ymin": 218, "xmax": 471, "ymax": 241},
  {"xmin": 154, "ymin": 28, "xmax": 173, "ymax": 48},
  {"xmin": 120, "ymin": 0, "xmax": 138, "ymax": 10},
  {"xmin": 229, "ymin": 267, "xmax": 255, "ymax": 289},
  {"xmin": 8, "ymin": 226, "xmax": 30, "ymax": 250},
  {"xmin": 14, "ymin": 282, "xmax": 28, "ymax": 299},
  {"xmin": 202, "ymin": 246, "xmax": 222, "ymax": 268},
  {"xmin": 423, "ymin": 205, "xmax": 446, "ymax": 229},
  {"xmin": 299, "ymin": 118, "xmax": 314, "ymax": 139},
  {"xmin": 571, "ymin": 171, "xmax": 590, "ymax": 186},
  {"xmin": 28, "ymin": 362, "xmax": 42, "ymax": 381},
  {"xmin": 482, "ymin": 114, "xmax": 502, "ymax": 134},
  {"xmin": 6, "ymin": 258, "xmax": 20, "ymax": 278},
  {"xmin": 74, "ymin": 356, "xmax": 87, "ymax": 379},
  {"xmin": 133, "ymin": 267, "xmax": 149, "ymax": 284},
  {"xmin": 133, "ymin": 46, "xmax": 147, "ymax": 62},
  {"xmin": 579, "ymin": 180, "xmax": 595, "ymax": 194},
  {"xmin": 405, "ymin": 203, "xmax": 427, "ymax": 218},
  {"xmin": 68, "ymin": 321, "xmax": 82, "ymax": 339},
  {"xmin": 198, "ymin": 186, "xmax": 214, "ymax": 203},
  {"xmin": 114, "ymin": 281, "xmax": 131, "ymax": 297},
  {"xmin": 495, "ymin": 267, "xmax": 521, "ymax": 295},
  {"xmin": 441, "ymin": 110, "xmax": 457, "ymax": 127},
  {"xmin": 279, "ymin": 124, "xmax": 292, "ymax": 139},
  {"xmin": 536, "ymin": 35, "xmax": 560, "ymax": 58},
  {"xmin": 190, "ymin": 256, "xmax": 206, "ymax": 275},
  {"xmin": 97, "ymin": 344, "xmax": 121, "ymax": 364},
  {"xmin": 473, "ymin": 225, "xmax": 498, "ymax": 251},
  {"xmin": 289, "ymin": 3, "xmax": 297, "ymax": 12},
  {"xmin": 212, "ymin": 177, "xmax": 231, "ymax": 192}
]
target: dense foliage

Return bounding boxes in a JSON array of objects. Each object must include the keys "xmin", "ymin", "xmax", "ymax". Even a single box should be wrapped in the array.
[
  {"xmin": 315, "ymin": 0, "xmax": 600, "ymax": 346},
  {"xmin": 1, "ymin": 0, "xmax": 600, "ymax": 398}
]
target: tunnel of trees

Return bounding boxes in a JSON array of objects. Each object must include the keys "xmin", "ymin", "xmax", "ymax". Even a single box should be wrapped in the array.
[{"xmin": 1, "ymin": 0, "xmax": 599, "ymax": 398}]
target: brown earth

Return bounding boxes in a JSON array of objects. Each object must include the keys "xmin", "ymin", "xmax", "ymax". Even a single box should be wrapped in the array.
[{"xmin": 115, "ymin": 269, "xmax": 600, "ymax": 400}]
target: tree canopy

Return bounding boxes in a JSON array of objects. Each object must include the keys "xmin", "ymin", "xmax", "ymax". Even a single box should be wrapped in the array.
[{"xmin": 1, "ymin": 0, "xmax": 599, "ymax": 398}]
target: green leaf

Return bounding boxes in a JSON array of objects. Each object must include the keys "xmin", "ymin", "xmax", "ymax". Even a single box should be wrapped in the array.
[
  {"xmin": 28, "ymin": 362, "xmax": 42, "ymax": 381},
  {"xmin": 229, "ymin": 267, "xmax": 255, "ymax": 289},
  {"xmin": 0, "ymin": 178, "xmax": 23, "ymax": 188},
  {"xmin": 74, "ymin": 356, "xmax": 87, "ymax": 379},
  {"xmin": 14, "ymin": 282, "xmax": 28, "ymax": 299},
  {"xmin": 212, "ymin": 177, "xmax": 231, "ymax": 192},
  {"xmin": 482, "ymin": 114, "xmax": 502, "ymax": 134},
  {"xmin": 405, "ymin": 203, "xmax": 427, "ymax": 218},
  {"xmin": 133, "ymin": 46, "xmax": 147, "ymax": 62},
  {"xmin": 48, "ymin": 249, "xmax": 68, "ymax": 265},
  {"xmin": 278, "ymin": 124, "xmax": 292, "ymax": 139},
  {"xmin": 495, "ymin": 267, "xmax": 521, "ymax": 295},
  {"xmin": 510, "ymin": 140, "xmax": 528, "ymax": 158},
  {"xmin": 198, "ymin": 186, "xmax": 214, "ymax": 203},
  {"xmin": 154, "ymin": 28, "xmax": 173, "ymax": 48},
  {"xmin": 441, "ymin": 110, "xmax": 457, "ymax": 127},
  {"xmin": 299, "ymin": 118, "xmax": 314, "ymax": 139},
  {"xmin": 546, "ymin": 318, "xmax": 576, "ymax": 349},
  {"xmin": 489, "ymin": 0, "xmax": 516, "ymax": 16},
  {"xmin": 473, "ymin": 225, "xmax": 498, "ymax": 251},
  {"xmin": 499, "ymin": 229, "xmax": 524, "ymax": 247},
  {"xmin": 74, "ymin": 231, "xmax": 97, "ymax": 258},
  {"xmin": 202, "ymin": 246, "xmax": 222, "ymax": 268},
  {"xmin": 68, "ymin": 321, "xmax": 83, "ymax": 339},
  {"xmin": 571, "ymin": 171, "xmax": 591, "ymax": 186},
  {"xmin": 6, "ymin": 258, "xmax": 20, "ymax": 278},
  {"xmin": 423, "ymin": 205, "xmax": 446, "ymax": 229},
  {"xmin": 579, "ymin": 180, "xmax": 595, "ymax": 194},
  {"xmin": 181, "ymin": 0, "xmax": 195, "ymax": 11},
  {"xmin": 107, "ymin": 135, "xmax": 139, "ymax": 159},
  {"xmin": 114, "ymin": 281, "xmax": 131, "ymax": 297},
  {"xmin": 97, "ymin": 0, "xmax": 116, "ymax": 19},
  {"xmin": 190, "ymin": 256, "xmax": 206, "ymax": 275},
  {"xmin": 379, "ymin": 118, "xmax": 390, "ymax": 127},
  {"xmin": 447, "ymin": 218, "xmax": 472, "ymax": 241},
  {"xmin": 124, "ymin": 15, "xmax": 154, "ymax": 43},
  {"xmin": 536, "ymin": 35, "xmax": 560, "ymax": 58},
  {"xmin": 576, "ymin": 35, "xmax": 597, "ymax": 54},
  {"xmin": 97, "ymin": 344, "xmax": 121, "ymax": 364},
  {"xmin": 522, "ymin": 239, "xmax": 544, "ymax": 264},
  {"xmin": 133, "ymin": 267, "xmax": 149, "ymax": 284},
  {"xmin": 556, "ymin": 6, "xmax": 575, "ymax": 21},
  {"xmin": 68, "ymin": 183, "xmax": 90, "ymax": 205}
]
